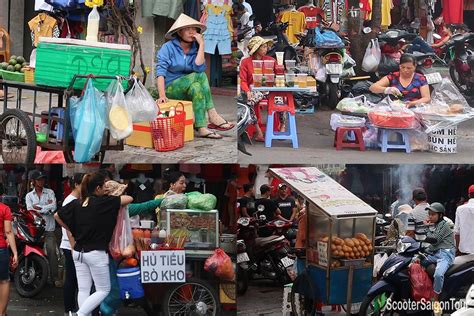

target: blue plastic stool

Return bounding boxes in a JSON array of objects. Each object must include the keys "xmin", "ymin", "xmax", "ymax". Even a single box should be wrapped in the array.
[
  {"xmin": 378, "ymin": 128, "xmax": 411, "ymax": 153},
  {"xmin": 265, "ymin": 112, "xmax": 299, "ymax": 148}
]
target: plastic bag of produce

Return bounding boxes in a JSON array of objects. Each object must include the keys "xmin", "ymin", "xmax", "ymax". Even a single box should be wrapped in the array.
[
  {"xmin": 109, "ymin": 206, "xmax": 135, "ymax": 260},
  {"xmin": 408, "ymin": 262, "xmax": 434, "ymax": 301},
  {"xmin": 336, "ymin": 95, "xmax": 372, "ymax": 114},
  {"xmin": 69, "ymin": 79, "xmax": 107, "ymax": 162},
  {"xmin": 160, "ymin": 194, "xmax": 188, "ymax": 210},
  {"xmin": 125, "ymin": 77, "xmax": 158, "ymax": 122},
  {"xmin": 362, "ymin": 39, "xmax": 381, "ymax": 72},
  {"xmin": 330, "ymin": 113, "xmax": 366, "ymax": 131},
  {"xmin": 368, "ymin": 97, "xmax": 418, "ymax": 129},
  {"xmin": 187, "ymin": 192, "xmax": 217, "ymax": 211},
  {"xmin": 204, "ymin": 248, "xmax": 235, "ymax": 281},
  {"xmin": 431, "ymin": 77, "xmax": 470, "ymax": 110},
  {"xmin": 105, "ymin": 79, "xmax": 133, "ymax": 140}
]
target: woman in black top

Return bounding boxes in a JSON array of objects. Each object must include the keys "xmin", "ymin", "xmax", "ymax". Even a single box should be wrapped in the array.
[{"xmin": 56, "ymin": 172, "xmax": 133, "ymax": 316}]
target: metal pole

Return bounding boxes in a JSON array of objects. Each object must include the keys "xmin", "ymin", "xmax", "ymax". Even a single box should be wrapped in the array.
[{"xmin": 7, "ymin": 0, "xmax": 11, "ymax": 34}]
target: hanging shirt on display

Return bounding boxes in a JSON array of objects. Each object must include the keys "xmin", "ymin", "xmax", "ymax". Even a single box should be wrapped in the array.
[
  {"xmin": 279, "ymin": 10, "xmax": 306, "ymax": 44},
  {"xmin": 28, "ymin": 13, "xmax": 59, "ymax": 47},
  {"xmin": 201, "ymin": 2, "xmax": 233, "ymax": 55},
  {"xmin": 359, "ymin": 0, "xmax": 372, "ymax": 20},
  {"xmin": 381, "ymin": 0, "xmax": 394, "ymax": 27},
  {"xmin": 442, "ymin": 0, "xmax": 464, "ymax": 24},
  {"xmin": 35, "ymin": 0, "xmax": 54, "ymax": 11},
  {"xmin": 298, "ymin": 5, "xmax": 325, "ymax": 29},
  {"xmin": 320, "ymin": 0, "xmax": 348, "ymax": 27}
]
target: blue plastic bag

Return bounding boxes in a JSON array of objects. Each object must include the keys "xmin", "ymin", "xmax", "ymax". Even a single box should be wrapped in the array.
[
  {"xmin": 315, "ymin": 28, "xmax": 344, "ymax": 48},
  {"xmin": 45, "ymin": 0, "xmax": 85, "ymax": 9},
  {"xmin": 69, "ymin": 79, "xmax": 106, "ymax": 162}
]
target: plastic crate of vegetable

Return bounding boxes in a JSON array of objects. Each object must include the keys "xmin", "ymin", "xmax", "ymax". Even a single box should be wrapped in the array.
[{"xmin": 0, "ymin": 69, "xmax": 25, "ymax": 82}]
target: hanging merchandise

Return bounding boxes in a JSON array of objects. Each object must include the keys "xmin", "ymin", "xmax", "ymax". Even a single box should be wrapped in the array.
[
  {"xmin": 106, "ymin": 79, "xmax": 133, "ymax": 141},
  {"xmin": 381, "ymin": 0, "xmax": 393, "ymax": 27},
  {"xmin": 320, "ymin": 0, "xmax": 348, "ymax": 31},
  {"xmin": 299, "ymin": 3, "xmax": 325, "ymax": 29},
  {"xmin": 141, "ymin": 0, "xmax": 184, "ymax": 20},
  {"xmin": 359, "ymin": 0, "xmax": 372, "ymax": 20},
  {"xmin": 201, "ymin": 0, "xmax": 233, "ymax": 55},
  {"xmin": 68, "ymin": 79, "xmax": 107, "ymax": 163},
  {"xmin": 362, "ymin": 39, "xmax": 381, "ymax": 72},
  {"xmin": 125, "ymin": 78, "xmax": 158, "ymax": 123},
  {"xmin": 442, "ymin": 0, "xmax": 464, "ymax": 24},
  {"xmin": 279, "ymin": 7, "xmax": 306, "ymax": 44},
  {"xmin": 28, "ymin": 13, "xmax": 59, "ymax": 47},
  {"xmin": 35, "ymin": 0, "xmax": 54, "ymax": 12},
  {"xmin": 44, "ymin": 0, "xmax": 86, "ymax": 10}
]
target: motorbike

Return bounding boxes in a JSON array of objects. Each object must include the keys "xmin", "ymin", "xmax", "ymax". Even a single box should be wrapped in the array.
[
  {"xmin": 236, "ymin": 239, "xmax": 250, "ymax": 295},
  {"xmin": 266, "ymin": 219, "xmax": 298, "ymax": 248},
  {"xmin": 444, "ymin": 32, "xmax": 474, "ymax": 96},
  {"xmin": 236, "ymin": 213, "xmax": 294, "ymax": 286},
  {"xmin": 237, "ymin": 94, "xmax": 256, "ymax": 156},
  {"xmin": 360, "ymin": 236, "xmax": 474, "ymax": 315},
  {"xmin": 263, "ymin": 22, "xmax": 300, "ymax": 63},
  {"xmin": 4, "ymin": 196, "xmax": 49, "ymax": 298},
  {"xmin": 374, "ymin": 213, "xmax": 393, "ymax": 247}
]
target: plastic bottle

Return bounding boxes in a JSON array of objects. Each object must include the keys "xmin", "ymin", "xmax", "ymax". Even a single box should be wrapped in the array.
[
  {"xmin": 86, "ymin": 5, "xmax": 100, "ymax": 42},
  {"xmin": 158, "ymin": 229, "xmax": 167, "ymax": 245}
]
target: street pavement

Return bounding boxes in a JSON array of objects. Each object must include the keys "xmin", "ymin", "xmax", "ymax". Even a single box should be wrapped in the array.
[
  {"xmin": 240, "ymin": 102, "xmax": 474, "ymax": 165},
  {"xmin": 0, "ymin": 90, "xmax": 237, "ymax": 163}
]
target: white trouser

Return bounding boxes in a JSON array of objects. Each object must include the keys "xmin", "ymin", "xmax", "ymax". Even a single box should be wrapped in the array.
[{"xmin": 73, "ymin": 250, "xmax": 111, "ymax": 316}]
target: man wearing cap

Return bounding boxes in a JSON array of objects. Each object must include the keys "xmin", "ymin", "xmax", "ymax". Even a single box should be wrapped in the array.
[
  {"xmin": 454, "ymin": 185, "xmax": 474, "ymax": 255},
  {"xmin": 155, "ymin": 13, "xmax": 234, "ymax": 140},
  {"xmin": 254, "ymin": 184, "xmax": 287, "ymax": 236},
  {"xmin": 418, "ymin": 202, "xmax": 455, "ymax": 316},
  {"xmin": 25, "ymin": 170, "xmax": 59, "ymax": 286},
  {"xmin": 274, "ymin": 183, "xmax": 297, "ymax": 222}
]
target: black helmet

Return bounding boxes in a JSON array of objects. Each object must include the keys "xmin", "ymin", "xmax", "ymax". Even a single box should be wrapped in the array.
[{"xmin": 425, "ymin": 202, "xmax": 445, "ymax": 214}]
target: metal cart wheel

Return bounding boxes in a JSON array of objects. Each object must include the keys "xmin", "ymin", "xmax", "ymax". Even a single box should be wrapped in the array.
[
  {"xmin": 162, "ymin": 277, "xmax": 221, "ymax": 316},
  {"xmin": 0, "ymin": 109, "xmax": 37, "ymax": 164},
  {"xmin": 291, "ymin": 271, "xmax": 316, "ymax": 316}
]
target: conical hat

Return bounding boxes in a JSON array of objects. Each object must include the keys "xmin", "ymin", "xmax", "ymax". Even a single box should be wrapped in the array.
[{"xmin": 165, "ymin": 14, "xmax": 207, "ymax": 40}]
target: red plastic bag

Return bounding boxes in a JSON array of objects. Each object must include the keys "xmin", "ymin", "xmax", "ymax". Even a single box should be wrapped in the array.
[
  {"xmin": 408, "ymin": 263, "xmax": 434, "ymax": 301},
  {"xmin": 204, "ymin": 248, "xmax": 235, "ymax": 281},
  {"xmin": 109, "ymin": 206, "xmax": 135, "ymax": 260}
]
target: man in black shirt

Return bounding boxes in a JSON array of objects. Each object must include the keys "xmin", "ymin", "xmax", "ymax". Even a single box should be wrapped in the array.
[
  {"xmin": 254, "ymin": 184, "xmax": 287, "ymax": 222},
  {"xmin": 238, "ymin": 183, "xmax": 256, "ymax": 217},
  {"xmin": 273, "ymin": 183, "xmax": 297, "ymax": 222}
]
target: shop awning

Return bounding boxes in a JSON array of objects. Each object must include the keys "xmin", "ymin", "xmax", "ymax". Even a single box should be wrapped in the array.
[{"xmin": 270, "ymin": 167, "xmax": 378, "ymax": 218}]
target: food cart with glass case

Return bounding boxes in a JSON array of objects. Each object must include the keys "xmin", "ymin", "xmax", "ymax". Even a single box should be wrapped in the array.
[{"xmin": 270, "ymin": 167, "xmax": 377, "ymax": 315}]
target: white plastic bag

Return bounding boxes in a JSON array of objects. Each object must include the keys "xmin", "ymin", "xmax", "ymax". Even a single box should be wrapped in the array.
[
  {"xmin": 330, "ymin": 113, "xmax": 366, "ymax": 131},
  {"xmin": 315, "ymin": 55, "xmax": 326, "ymax": 82},
  {"xmin": 373, "ymin": 253, "xmax": 388, "ymax": 277},
  {"xmin": 106, "ymin": 79, "xmax": 133, "ymax": 140},
  {"xmin": 362, "ymin": 39, "xmax": 381, "ymax": 72},
  {"xmin": 125, "ymin": 77, "xmax": 158, "ymax": 122}
]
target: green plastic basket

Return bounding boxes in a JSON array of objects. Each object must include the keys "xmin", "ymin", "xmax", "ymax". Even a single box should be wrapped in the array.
[{"xmin": 0, "ymin": 70, "xmax": 25, "ymax": 82}]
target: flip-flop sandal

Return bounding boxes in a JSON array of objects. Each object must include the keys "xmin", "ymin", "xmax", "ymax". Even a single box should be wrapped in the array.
[
  {"xmin": 198, "ymin": 131, "xmax": 223, "ymax": 139},
  {"xmin": 207, "ymin": 120, "xmax": 235, "ymax": 131}
]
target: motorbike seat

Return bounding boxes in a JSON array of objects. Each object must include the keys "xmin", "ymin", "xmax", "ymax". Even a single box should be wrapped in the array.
[
  {"xmin": 426, "ymin": 254, "xmax": 474, "ymax": 278},
  {"xmin": 255, "ymin": 235, "xmax": 285, "ymax": 247}
]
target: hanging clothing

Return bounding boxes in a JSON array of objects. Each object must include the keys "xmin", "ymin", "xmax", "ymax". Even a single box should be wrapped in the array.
[
  {"xmin": 184, "ymin": 0, "xmax": 200, "ymax": 20},
  {"xmin": 35, "ymin": 0, "xmax": 54, "ymax": 11},
  {"xmin": 298, "ymin": 5, "xmax": 325, "ymax": 29},
  {"xmin": 381, "ymin": 0, "xmax": 393, "ymax": 27},
  {"xmin": 201, "ymin": 4, "xmax": 233, "ymax": 55},
  {"xmin": 442, "ymin": 0, "xmax": 464, "ymax": 24},
  {"xmin": 28, "ymin": 13, "xmax": 59, "ymax": 47},
  {"xmin": 141, "ymin": 0, "xmax": 184, "ymax": 19},
  {"xmin": 320, "ymin": 0, "xmax": 349, "ymax": 25},
  {"xmin": 132, "ymin": 179, "xmax": 155, "ymax": 203},
  {"xmin": 359, "ymin": 0, "xmax": 372, "ymax": 20},
  {"xmin": 279, "ymin": 10, "xmax": 306, "ymax": 44}
]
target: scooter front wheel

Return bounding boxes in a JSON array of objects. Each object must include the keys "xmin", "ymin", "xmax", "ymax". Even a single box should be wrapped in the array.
[
  {"xmin": 359, "ymin": 290, "xmax": 398, "ymax": 316},
  {"xmin": 14, "ymin": 254, "xmax": 49, "ymax": 298}
]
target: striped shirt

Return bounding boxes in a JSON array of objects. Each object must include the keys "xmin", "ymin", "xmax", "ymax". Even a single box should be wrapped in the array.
[{"xmin": 426, "ymin": 219, "xmax": 455, "ymax": 252}]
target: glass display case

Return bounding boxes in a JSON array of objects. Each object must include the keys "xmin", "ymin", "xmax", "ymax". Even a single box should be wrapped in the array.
[
  {"xmin": 270, "ymin": 167, "xmax": 377, "ymax": 306},
  {"xmin": 159, "ymin": 209, "xmax": 219, "ymax": 256}
]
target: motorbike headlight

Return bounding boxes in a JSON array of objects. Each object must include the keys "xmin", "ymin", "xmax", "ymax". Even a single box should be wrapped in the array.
[
  {"xmin": 383, "ymin": 261, "xmax": 403, "ymax": 278},
  {"xmin": 34, "ymin": 217, "xmax": 43, "ymax": 226}
]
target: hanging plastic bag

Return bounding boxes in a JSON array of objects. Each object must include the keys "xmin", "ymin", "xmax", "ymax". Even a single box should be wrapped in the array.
[
  {"xmin": 109, "ymin": 206, "xmax": 135, "ymax": 260},
  {"xmin": 362, "ymin": 39, "xmax": 381, "ymax": 72},
  {"xmin": 106, "ymin": 79, "xmax": 133, "ymax": 140},
  {"xmin": 69, "ymin": 79, "xmax": 107, "ymax": 163},
  {"xmin": 408, "ymin": 262, "xmax": 434, "ymax": 301},
  {"xmin": 204, "ymin": 248, "xmax": 235, "ymax": 281},
  {"xmin": 373, "ymin": 253, "xmax": 388, "ymax": 277},
  {"xmin": 125, "ymin": 77, "xmax": 158, "ymax": 122},
  {"xmin": 315, "ymin": 55, "xmax": 326, "ymax": 82},
  {"xmin": 314, "ymin": 27, "xmax": 344, "ymax": 48}
]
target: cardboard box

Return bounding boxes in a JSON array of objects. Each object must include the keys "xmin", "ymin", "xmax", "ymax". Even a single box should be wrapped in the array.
[{"xmin": 126, "ymin": 100, "xmax": 194, "ymax": 148}]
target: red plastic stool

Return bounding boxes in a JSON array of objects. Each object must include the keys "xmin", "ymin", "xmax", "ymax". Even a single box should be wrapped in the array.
[{"xmin": 334, "ymin": 127, "xmax": 365, "ymax": 151}]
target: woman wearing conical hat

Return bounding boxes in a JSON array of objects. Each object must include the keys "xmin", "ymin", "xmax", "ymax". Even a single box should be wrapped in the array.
[{"xmin": 155, "ymin": 14, "xmax": 234, "ymax": 139}]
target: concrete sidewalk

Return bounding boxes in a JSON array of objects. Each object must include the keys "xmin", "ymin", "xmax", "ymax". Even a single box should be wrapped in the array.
[
  {"xmin": 240, "ymin": 108, "xmax": 474, "ymax": 164},
  {"xmin": 0, "ymin": 90, "xmax": 237, "ymax": 163}
]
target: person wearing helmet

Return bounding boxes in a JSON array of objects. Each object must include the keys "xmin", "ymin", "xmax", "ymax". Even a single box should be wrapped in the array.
[{"xmin": 422, "ymin": 202, "xmax": 456, "ymax": 316}]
